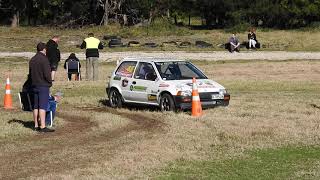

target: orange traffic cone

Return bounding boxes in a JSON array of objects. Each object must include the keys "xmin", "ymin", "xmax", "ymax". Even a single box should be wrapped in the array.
[
  {"xmin": 4, "ymin": 77, "xmax": 13, "ymax": 109},
  {"xmin": 191, "ymin": 77, "xmax": 202, "ymax": 117}
]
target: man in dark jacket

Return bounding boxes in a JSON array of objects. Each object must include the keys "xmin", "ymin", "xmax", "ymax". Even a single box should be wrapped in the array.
[
  {"xmin": 29, "ymin": 42, "xmax": 54, "ymax": 133},
  {"xmin": 46, "ymin": 36, "xmax": 61, "ymax": 81},
  {"xmin": 80, "ymin": 33, "xmax": 103, "ymax": 81}
]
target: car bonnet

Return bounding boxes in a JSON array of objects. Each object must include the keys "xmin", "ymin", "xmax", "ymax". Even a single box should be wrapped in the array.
[{"xmin": 172, "ymin": 79, "xmax": 225, "ymax": 92}]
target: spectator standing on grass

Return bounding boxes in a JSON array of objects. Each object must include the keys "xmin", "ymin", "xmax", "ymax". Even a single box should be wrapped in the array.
[
  {"xmin": 248, "ymin": 28, "xmax": 257, "ymax": 49},
  {"xmin": 46, "ymin": 36, "xmax": 61, "ymax": 81},
  {"xmin": 80, "ymin": 33, "xmax": 104, "ymax": 81},
  {"xmin": 229, "ymin": 33, "xmax": 240, "ymax": 53},
  {"xmin": 64, "ymin": 53, "xmax": 81, "ymax": 80},
  {"xmin": 29, "ymin": 42, "xmax": 54, "ymax": 133}
]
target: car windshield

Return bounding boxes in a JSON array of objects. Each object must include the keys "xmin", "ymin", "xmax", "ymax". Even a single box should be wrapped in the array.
[{"xmin": 155, "ymin": 61, "xmax": 208, "ymax": 80}]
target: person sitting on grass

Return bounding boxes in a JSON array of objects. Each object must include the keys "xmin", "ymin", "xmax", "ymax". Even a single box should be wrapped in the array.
[
  {"xmin": 229, "ymin": 33, "xmax": 240, "ymax": 53},
  {"xmin": 248, "ymin": 28, "xmax": 258, "ymax": 49},
  {"xmin": 64, "ymin": 53, "xmax": 81, "ymax": 81}
]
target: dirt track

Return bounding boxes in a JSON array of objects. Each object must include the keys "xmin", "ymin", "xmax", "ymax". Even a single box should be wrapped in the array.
[
  {"xmin": 1, "ymin": 51, "xmax": 320, "ymax": 61},
  {"xmin": 0, "ymin": 106, "xmax": 167, "ymax": 179}
]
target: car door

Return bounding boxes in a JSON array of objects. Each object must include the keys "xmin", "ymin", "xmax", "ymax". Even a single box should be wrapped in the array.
[
  {"xmin": 114, "ymin": 61, "xmax": 137, "ymax": 101},
  {"xmin": 131, "ymin": 62, "xmax": 159, "ymax": 103}
]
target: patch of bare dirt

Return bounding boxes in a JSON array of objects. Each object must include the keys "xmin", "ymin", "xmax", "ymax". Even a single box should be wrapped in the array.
[
  {"xmin": 80, "ymin": 106, "xmax": 167, "ymax": 133},
  {"xmin": 47, "ymin": 112, "xmax": 96, "ymax": 137},
  {"xmin": 0, "ymin": 106, "xmax": 167, "ymax": 180}
]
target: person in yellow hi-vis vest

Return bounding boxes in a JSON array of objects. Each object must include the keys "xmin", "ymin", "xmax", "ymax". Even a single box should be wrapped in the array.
[{"xmin": 80, "ymin": 33, "xmax": 104, "ymax": 80}]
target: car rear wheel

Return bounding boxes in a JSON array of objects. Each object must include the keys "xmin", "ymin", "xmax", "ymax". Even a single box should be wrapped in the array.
[
  {"xmin": 160, "ymin": 94, "xmax": 175, "ymax": 111},
  {"xmin": 109, "ymin": 89, "xmax": 123, "ymax": 108}
]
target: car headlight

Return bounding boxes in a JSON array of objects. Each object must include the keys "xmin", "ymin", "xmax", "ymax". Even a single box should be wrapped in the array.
[
  {"xmin": 219, "ymin": 89, "xmax": 227, "ymax": 95},
  {"xmin": 177, "ymin": 90, "xmax": 192, "ymax": 96}
]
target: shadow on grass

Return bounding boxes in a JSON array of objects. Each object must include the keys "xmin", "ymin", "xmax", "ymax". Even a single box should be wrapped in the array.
[
  {"xmin": 98, "ymin": 99, "xmax": 160, "ymax": 112},
  {"xmin": 98, "ymin": 99, "xmax": 110, "ymax": 107},
  {"xmin": 8, "ymin": 119, "xmax": 34, "ymax": 130}
]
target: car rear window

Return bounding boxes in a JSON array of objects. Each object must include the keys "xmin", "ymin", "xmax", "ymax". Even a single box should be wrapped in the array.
[{"xmin": 115, "ymin": 61, "xmax": 137, "ymax": 78}]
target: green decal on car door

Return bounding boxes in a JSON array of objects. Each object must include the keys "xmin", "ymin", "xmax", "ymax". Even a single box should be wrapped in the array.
[{"xmin": 130, "ymin": 85, "xmax": 147, "ymax": 92}]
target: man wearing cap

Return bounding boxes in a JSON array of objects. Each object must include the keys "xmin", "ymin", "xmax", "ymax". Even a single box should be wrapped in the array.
[
  {"xmin": 80, "ymin": 33, "xmax": 104, "ymax": 81},
  {"xmin": 29, "ymin": 42, "xmax": 54, "ymax": 133}
]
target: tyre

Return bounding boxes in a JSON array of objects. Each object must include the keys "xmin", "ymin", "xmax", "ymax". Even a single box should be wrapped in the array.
[
  {"xmin": 161, "ymin": 41, "xmax": 178, "ymax": 47},
  {"xmin": 196, "ymin": 41, "xmax": 213, "ymax": 48},
  {"xmin": 160, "ymin": 93, "xmax": 175, "ymax": 111},
  {"xmin": 143, "ymin": 42, "xmax": 158, "ymax": 48},
  {"xmin": 128, "ymin": 41, "xmax": 141, "ymax": 47},
  {"xmin": 109, "ymin": 39, "xmax": 123, "ymax": 48},
  {"xmin": 178, "ymin": 41, "xmax": 192, "ymax": 48},
  {"xmin": 109, "ymin": 89, "xmax": 123, "ymax": 108}
]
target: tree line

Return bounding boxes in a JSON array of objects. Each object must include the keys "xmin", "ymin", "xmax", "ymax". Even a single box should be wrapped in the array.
[{"xmin": 1, "ymin": 0, "xmax": 320, "ymax": 29}]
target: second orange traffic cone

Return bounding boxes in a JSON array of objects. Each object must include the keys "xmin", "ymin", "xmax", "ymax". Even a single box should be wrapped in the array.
[
  {"xmin": 4, "ymin": 77, "xmax": 13, "ymax": 109},
  {"xmin": 191, "ymin": 77, "xmax": 202, "ymax": 117}
]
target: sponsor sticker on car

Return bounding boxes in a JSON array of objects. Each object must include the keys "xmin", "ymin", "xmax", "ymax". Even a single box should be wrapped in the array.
[
  {"xmin": 130, "ymin": 85, "xmax": 147, "ymax": 92},
  {"xmin": 212, "ymin": 94, "xmax": 224, "ymax": 99},
  {"xmin": 148, "ymin": 94, "xmax": 157, "ymax": 101}
]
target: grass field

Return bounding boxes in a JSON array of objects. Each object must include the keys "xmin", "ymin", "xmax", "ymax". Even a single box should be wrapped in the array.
[
  {"xmin": 0, "ymin": 57, "xmax": 319, "ymax": 179},
  {"xmin": 157, "ymin": 146, "xmax": 320, "ymax": 179},
  {"xmin": 1, "ymin": 25, "xmax": 320, "ymax": 52}
]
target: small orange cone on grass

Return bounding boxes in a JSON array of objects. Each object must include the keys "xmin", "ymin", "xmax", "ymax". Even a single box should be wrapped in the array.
[
  {"xmin": 4, "ymin": 77, "xmax": 13, "ymax": 109},
  {"xmin": 191, "ymin": 77, "xmax": 203, "ymax": 117}
]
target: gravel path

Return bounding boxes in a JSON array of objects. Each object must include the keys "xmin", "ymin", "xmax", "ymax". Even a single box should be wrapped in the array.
[{"xmin": 1, "ymin": 51, "xmax": 320, "ymax": 61}]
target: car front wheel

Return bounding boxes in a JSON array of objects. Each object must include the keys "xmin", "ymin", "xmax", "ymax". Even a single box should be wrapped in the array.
[
  {"xmin": 160, "ymin": 93, "xmax": 175, "ymax": 111},
  {"xmin": 109, "ymin": 89, "xmax": 123, "ymax": 108}
]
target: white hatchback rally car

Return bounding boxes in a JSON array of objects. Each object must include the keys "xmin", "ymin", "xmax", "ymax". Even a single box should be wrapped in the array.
[{"xmin": 106, "ymin": 58, "xmax": 230, "ymax": 111}]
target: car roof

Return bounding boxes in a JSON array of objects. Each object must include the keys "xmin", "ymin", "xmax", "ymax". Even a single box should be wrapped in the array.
[{"xmin": 121, "ymin": 57, "xmax": 186, "ymax": 63}]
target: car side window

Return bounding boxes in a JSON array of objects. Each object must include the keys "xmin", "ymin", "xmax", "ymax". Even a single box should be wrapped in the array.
[
  {"xmin": 115, "ymin": 61, "xmax": 137, "ymax": 78},
  {"xmin": 134, "ymin": 62, "xmax": 157, "ymax": 81}
]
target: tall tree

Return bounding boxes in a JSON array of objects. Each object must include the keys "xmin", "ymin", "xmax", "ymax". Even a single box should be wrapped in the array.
[
  {"xmin": 102, "ymin": 0, "xmax": 110, "ymax": 25},
  {"xmin": 100, "ymin": 0, "xmax": 125, "ymax": 25},
  {"xmin": 7, "ymin": 0, "xmax": 26, "ymax": 27}
]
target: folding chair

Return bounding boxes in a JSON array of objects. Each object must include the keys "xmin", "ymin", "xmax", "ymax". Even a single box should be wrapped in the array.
[
  {"xmin": 45, "ymin": 96, "xmax": 57, "ymax": 127},
  {"xmin": 66, "ymin": 60, "xmax": 81, "ymax": 81},
  {"xmin": 18, "ymin": 92, "xmax": 57, "ymax": 127}
]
